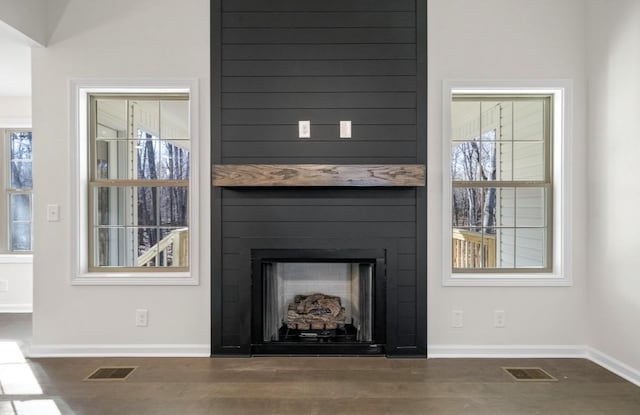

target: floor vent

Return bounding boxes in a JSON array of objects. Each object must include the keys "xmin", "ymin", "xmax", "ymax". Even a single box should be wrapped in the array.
[
  {"xmin": 85, "ymin": 367, "xmax": 137, "ymax": 381},
  {"xmin": 503, "ymin": 367, "xmax": 556, "ymax": 381}
]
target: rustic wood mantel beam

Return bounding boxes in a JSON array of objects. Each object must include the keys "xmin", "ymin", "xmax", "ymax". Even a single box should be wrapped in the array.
[{"xmin": 212, "ymin": 164, "xmax": 425, "ymax": 187}]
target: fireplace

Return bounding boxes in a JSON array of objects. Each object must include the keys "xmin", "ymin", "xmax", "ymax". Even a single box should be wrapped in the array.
[
  {"xmin": 251, "ymin": 249, "xmax": 386, "ymax": 354},
  {"xmin": 211, "ymin": 0, "xmax": 427, "ymax": 357}
]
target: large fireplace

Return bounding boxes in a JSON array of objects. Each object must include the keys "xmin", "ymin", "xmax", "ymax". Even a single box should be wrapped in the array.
[
  {"xmin": 211, "ymin": 0, "xmax": 427, "ymax": 357},
  {"xmin": 252, "ymin": 249, "xmax": 386, "ymax": 354},
  {"xmin": 210, "ymin": 187, "xmax": 425, "ymax": 357}
]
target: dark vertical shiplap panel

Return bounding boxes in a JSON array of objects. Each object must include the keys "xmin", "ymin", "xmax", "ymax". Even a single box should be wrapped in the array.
[
  {"xmin": 213, "ymin": 0, "xmax": 425, "ymax": 357},
  {"xmin": 221, "ymin": 1, "xmax": 418, "ymax": 165}
]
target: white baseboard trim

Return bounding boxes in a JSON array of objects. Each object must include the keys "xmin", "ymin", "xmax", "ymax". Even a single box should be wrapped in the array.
[
  {"xmin": 587, "ymin": 347, "xmax": 640, "ymax": 387},
  {"xmin": 28, "ymin": 344, "xmax": 210, "ymax": 358},
  {"xmin": 0, "ymin": 254, "xmax": 33, "ymax": 264},
  {"xmin": 0, "ymin": 304, "xmax": 33, "ymax": 313},
  {"xmin": 428, "ymin": 344, "xmax": 640, "ymax": 387},
  {"xmin": 428, "ymin": 344, "xmax": 588, "ymax": 359}
]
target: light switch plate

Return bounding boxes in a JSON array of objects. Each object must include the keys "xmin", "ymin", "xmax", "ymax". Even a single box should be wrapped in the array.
[
  {"xmin": 46, "ymin": 204, "xmax": 60, "ymax": 222},
  {"xmin": 340, "ymin": 121, "xmax": 352, "ymax": 138},
  {"xmin": 0, "ymin": 280, "xmax": 8, "ymax": 292},
  {"xmin": 298, "ymin": 120, "xmax": 310, "ymax": 138}
]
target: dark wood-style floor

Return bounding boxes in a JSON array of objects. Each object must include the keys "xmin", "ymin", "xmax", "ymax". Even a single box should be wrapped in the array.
[{"xmin": 1, "ymin": 314, "xmax": 639, "ymax": 415}]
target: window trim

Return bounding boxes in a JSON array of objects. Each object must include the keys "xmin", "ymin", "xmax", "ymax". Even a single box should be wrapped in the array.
[
  {"xmin": 70, "ymin": 79, "xmax": 200, "ymax": 285},
  {"xmin": 442, "ymin": 80, "xmax": 573, "ymax": 287}
]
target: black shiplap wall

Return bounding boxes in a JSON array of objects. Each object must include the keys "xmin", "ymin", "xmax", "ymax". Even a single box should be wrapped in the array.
[
  {"xmin": 221, "ymin": 0, "xmax": 417, "ymax": 164},
  {"xmin": 212, "ymin": 0, "xmax": 426, "ymax": 356}
]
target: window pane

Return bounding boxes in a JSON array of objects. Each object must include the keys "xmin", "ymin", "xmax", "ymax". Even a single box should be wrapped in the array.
[
  {"xmin": 10, "ymin": 223, "xmax": 31, "ymax": 251},
  {"xmin": 515, "ymin": 228, "xmax": 546, "ymax": 268},
  {"xmin": 158, "ymin": 228, "xmax": 189, "ymax": 267},
  {"xmin": 513, "ymin": 142, "xmax": 545, "ymax": 181},
  {"xmin": 10, "ymin": 131, "xmax": 33, "ymax": 190},
  {"xmin": 136, "ymin": 132, "xmax": 162, "ymax": 179},
  {"xmin": 132, "ymin": 100, "xmax": 160, "ymax": 137},
  {"xmin": 452, "ymin": 187, "xmax": 549, "ymax": 270},
  {"xmin": 451, "ymin": 101, "xmax": 480, "ymax": 141},
  {"xmin": 96, "ymin": 100, "xmax": 127, "ymax": 135},
  {"xmin": 10, "ymin": 193, "xmax": 32, "ymax": 252},
  {"xmin": 89, "ymin": 94, "xmax": 190, "ymax": 271},
  {"xmin": 10, "ymin": 194, "xmax": 31, "ymax": 221},
  {"xmin": 96, "ymin": 227, "xmax": 126, "ymax": 267},
  {"xmin": 159, "ymin": 187, "xmax": 188, "ymax": 226},
  {"xmin": 160, "ymin": 100, "xmax": 189, "ymax": 140},
  {"xmin": 496, "ymin": 141, "xmax": 512, "ymax": 181},
  {"xmin": 94, "ymin": 187, "xmax": 158, "ymax": 226},
  {"xmin": 498, "ymin": 228, "xmax": 515, "ymax": 268},
  {"xmin": 451, "ymin": 227, "xmax": 496, "ymax": 269},
  {"xmin": 452, "ymin": 187, "xmax": 483, "ymax": 228},
  {"xmin": 94, "ymin": 139, "xmax": 129, "ymax": 179},
  {"xmin": 159, "ymin": 141, "xmax": 190, "ymax": 180},
  {"xmin": 516, "ymin": 188, "xmax": 546, "ymax": 227},
  {"xmin": 497, "ymin": 188, "xmax": 515, "ymax": 227},
  {"xmin": 513, "ymin": 101, "xmax": 544, "ymax": 141},
  {"xmin": 451, "ymin": 134, "xmax": 496, "ymax": 182},
  {"xmin": 452, "ymin": 187, "xmax": 500, "ymax": 229}
]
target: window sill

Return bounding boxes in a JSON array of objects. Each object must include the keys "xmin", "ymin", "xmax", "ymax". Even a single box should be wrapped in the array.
[
  {"xmin": 72, "ymin": 271, "xmax": 198, "ymax": 286},
  {"xmin": 443, "ymin": 273, "xmax": 571, "ymax": 287},
  {"xmin": 0, "ymin": 254, "xmax": 33, "ymax": 264}
]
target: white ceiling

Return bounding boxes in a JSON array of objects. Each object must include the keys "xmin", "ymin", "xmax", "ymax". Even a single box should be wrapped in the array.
[{"xmin": 0, "ymin": 20, "xmax": 32, "ymax": 96}]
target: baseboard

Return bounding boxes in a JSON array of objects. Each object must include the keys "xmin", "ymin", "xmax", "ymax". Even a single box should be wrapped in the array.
[
  {"xmin": 587, "ymin": 347, "xmax": 640, "ymax": 387},
  {"xmin": 427, "ymin": 344, "xmax": 588, "ymax": 359},
  {"xmin": 428, "ymin": 344, "xmax": 640, "ymax": 388},
  {"xmin": 28, "ymin": 344, "xmax": 210, "ymax": 358},
  {"xmin": 0, "ymin": 304, "xmax": 33, "ymax": 313}
]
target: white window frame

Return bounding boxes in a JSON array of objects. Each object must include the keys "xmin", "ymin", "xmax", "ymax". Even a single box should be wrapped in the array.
[
  {"xmin": 1, "ymin": 128, "xmax": 34, "ymax": 256},
  {"xmin": 70, "ymin": 79, "xmax": 200, "ymax": 285},
  {"xmin": 442, "ymin": 80, "xmax": 572, "ymax": 286}
]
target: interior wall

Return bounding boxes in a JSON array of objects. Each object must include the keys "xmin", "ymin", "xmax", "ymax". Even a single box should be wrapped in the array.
[
  {"xmin": 0, "ymin": 96, "xmax": 31, "ymax": 127},
  {"xmin": 0, "ymin": 97, "xmax": 32, "ymax": 312},
  {"xmin": 586, "ymin": 0, "xmax": 640, "ymax": 372},
  {"xmin": 427, "ymin": 0, "xmax": 588, "ymax": 348},
  {"xmin": 31, "ymin": 0, "xmax": 210, "ymax": 351},
  {"xmin": 0, "ymin": 259, "xmax": 32, "ymax": 312}
]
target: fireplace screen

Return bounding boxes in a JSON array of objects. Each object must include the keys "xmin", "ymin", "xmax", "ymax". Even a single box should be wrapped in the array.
[{"xmin": 262, "ymin": 261, "xmax": 374, "ymax": 343}]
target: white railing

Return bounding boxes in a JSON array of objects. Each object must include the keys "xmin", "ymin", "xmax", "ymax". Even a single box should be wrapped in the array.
[
  {"xmin": 452, "ymin": 229, "xmax": 496, "ymax": 268},
  {"xmin": 137, "ymin": 228, "xmax": 188, "ymax": 267}
]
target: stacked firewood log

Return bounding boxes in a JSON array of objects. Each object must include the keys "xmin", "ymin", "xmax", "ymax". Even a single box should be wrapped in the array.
[{"xmin": 287, "ymin": 293, "xmax": 346, "ymax": 330}]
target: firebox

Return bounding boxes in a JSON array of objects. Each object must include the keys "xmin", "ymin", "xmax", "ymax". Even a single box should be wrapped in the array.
[{"xmin": 251, "ymin": 249, "xmax": 386, "ymax": 354}]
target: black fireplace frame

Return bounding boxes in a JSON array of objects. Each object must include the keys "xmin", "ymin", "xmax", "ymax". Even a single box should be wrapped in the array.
[{"xmin": 251, "ymin": 249, "xmax": 386, "ymax": 355}]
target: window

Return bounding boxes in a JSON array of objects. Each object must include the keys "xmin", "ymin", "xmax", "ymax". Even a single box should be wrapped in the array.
[
  {"xmin": 71, "ymin": 81, "xmax": 199, "ymax": 285},
  {"xmin": 1, "ymin": 129, "xmax": 33, "ymax": 253},
  {"xmin": 442, "ymin": 81, "xmax": 572, "ymax": 286}
]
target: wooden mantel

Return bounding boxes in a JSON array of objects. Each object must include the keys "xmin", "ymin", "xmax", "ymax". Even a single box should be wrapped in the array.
[{"xmin": 212, "ymin": 164, "xmax": 425, "ymax": 187}]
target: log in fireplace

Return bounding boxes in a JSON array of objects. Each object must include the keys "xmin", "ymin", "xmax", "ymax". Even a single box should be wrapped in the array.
[{"xmin": 251, "ymin": 249, "xmax": 386, "ymax": 355}]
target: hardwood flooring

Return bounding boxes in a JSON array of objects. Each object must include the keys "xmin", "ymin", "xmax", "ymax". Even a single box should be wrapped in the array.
[{"xmin": 1, "ymin": 314, "xmax": 639, "ymax": 414}]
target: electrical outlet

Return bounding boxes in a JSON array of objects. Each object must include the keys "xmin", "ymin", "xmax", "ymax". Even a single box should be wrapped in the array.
[
  {"xmin": 135, "ymin": 309, "xmax": 148, "ymax": 327},
  {"xmin": 0, "ymin": 280, "xmax": 8, "ymax": 292},
  {"xmin": 494, "ymin": 310, "xmax": 506, "ymax": 328},
  {"xmin": 452, "ymin": 310, "xmax": 464, "ymax": 328}
]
